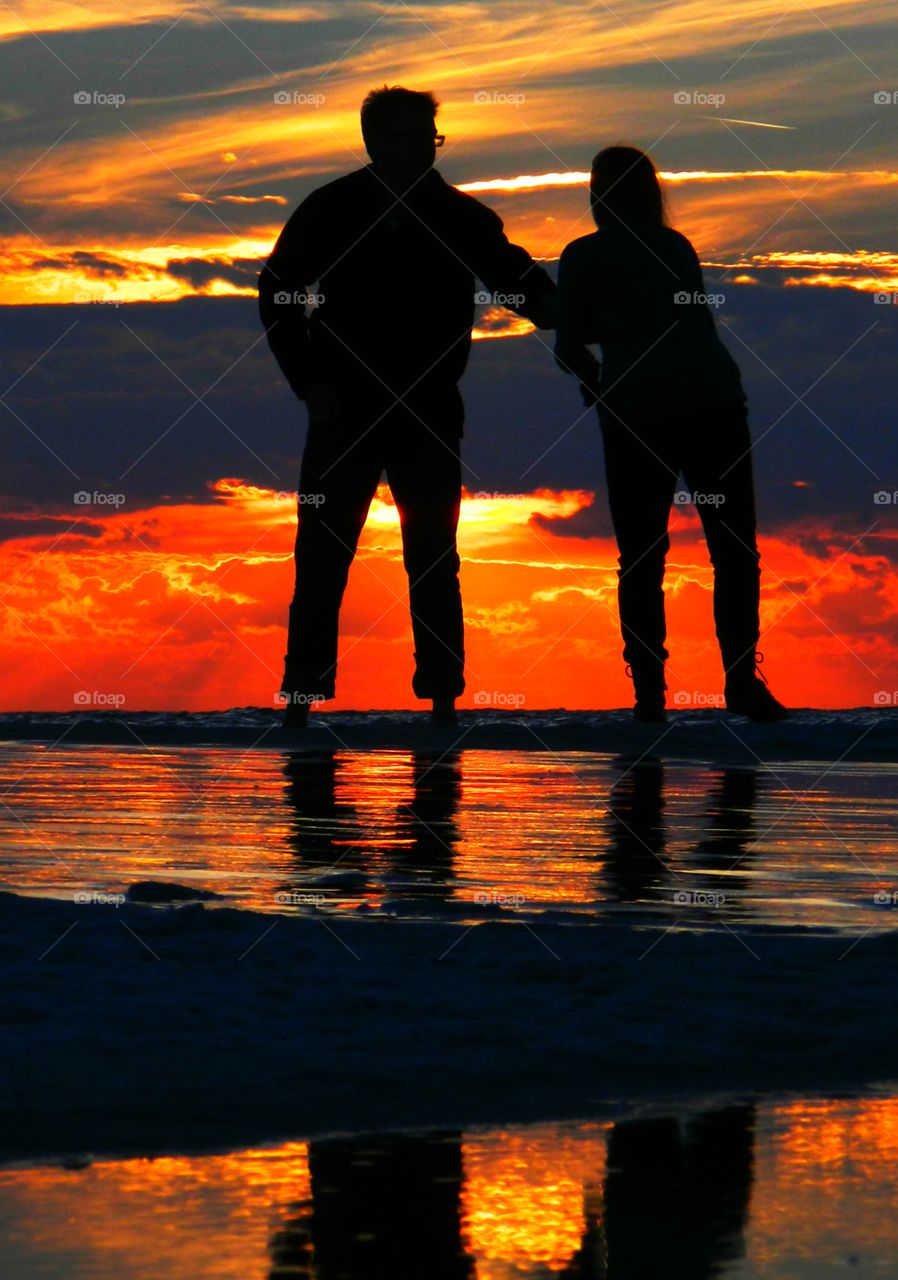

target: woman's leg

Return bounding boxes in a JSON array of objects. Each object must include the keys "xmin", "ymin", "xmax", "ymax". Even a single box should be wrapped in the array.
[
  {"xmin": 681, "ymin": 401, "xmax": 787, "ymax": 720},
  {"xmin": 601, "ymin": 411, "xmax": 679, "ymax": 715}
]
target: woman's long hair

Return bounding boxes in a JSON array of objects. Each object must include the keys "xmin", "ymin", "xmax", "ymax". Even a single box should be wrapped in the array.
[{"xmin": 589, "ymin": 146, "xmax": 667, "ymax": 230}]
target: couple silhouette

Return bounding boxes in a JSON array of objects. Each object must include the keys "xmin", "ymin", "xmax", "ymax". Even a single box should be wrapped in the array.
[{"xmin": 258, "ymin": 85, "xmax": 788, "ymax": 729}]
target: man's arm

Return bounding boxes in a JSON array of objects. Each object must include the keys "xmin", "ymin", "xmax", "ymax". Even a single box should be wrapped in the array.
[
  {"xmin": 465, "ymin": 199, "xmax": 557, "ymax": 328},
  {"xmin": 258, "ymin": 192, "xmax": 325, "ymax": 401}
]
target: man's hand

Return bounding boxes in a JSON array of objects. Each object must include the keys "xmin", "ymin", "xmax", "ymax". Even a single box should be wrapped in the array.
[
  {"xmin": 303, "ymin": 383, "xmax": 340, "ymax": 424},
  {"xmin": 529, "ymin": 293, "xmax": 558, "ymax": 330}
]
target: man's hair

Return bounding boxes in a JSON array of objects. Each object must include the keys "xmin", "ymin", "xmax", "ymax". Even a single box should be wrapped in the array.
[
  {"xmin": 589, "ymin": 146, "xmax": 667, "ymax": 230},
  {"xmin": 360, "ymin": 86, "xmax": 439, "ymax": 144}
]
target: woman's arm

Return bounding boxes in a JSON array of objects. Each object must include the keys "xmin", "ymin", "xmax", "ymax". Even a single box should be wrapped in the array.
[{"xmin": 554, "ymin": 243, "xmax": 601, "ymax": 404}]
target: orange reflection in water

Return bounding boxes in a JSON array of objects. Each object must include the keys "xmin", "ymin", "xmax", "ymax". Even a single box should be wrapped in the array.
[
  {"xmin": 0, "ymin": 1143, "xmax": 311, "ymax": 1280},
  {"xmin": 6, "ymin": 1099, "xmax": 898, "ymax": 1277},
  {"xmin": 461, "ymin": 1123, "xmax": 609, "ymax": 1274},
  {"xmin": 748, "ymin": 1098, "xmax": 898, "ymax": 1267}
]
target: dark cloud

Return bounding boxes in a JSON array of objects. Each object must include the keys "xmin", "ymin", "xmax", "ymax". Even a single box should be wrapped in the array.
[
  {"xmin": 164, "ymin": 256, "xmax": 264, "ymax": 290},
  {"xmin": 31, "ymin": 250, "xmax": 134, "ymax": 278},
  {"xmin": 0, "ymin": 515, "xmax": 105, "ymax": 543},
  {"xmin": 0, "ymin": 284, "xmax": 895, "ymax": 553}
]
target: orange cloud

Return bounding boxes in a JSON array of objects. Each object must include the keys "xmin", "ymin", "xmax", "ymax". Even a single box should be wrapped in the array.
[{"xmin": 0, "ymin": 480, "xmax": 894, "ymax": 711}]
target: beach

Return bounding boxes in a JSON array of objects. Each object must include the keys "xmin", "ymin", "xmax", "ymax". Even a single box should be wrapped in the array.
[{"xmin": 2, "ymin": 710, "xmax": 898, "ymax": 1273}]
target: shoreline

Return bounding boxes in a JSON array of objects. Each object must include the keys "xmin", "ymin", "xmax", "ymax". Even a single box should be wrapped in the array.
[{"xmin": 0, "ymin": 707, "xmax": 896, "ymax": 761}]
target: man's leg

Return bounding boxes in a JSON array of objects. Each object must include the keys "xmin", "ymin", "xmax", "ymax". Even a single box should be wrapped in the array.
[
  {"xmin": 385, "ymin": 427, "xmax": 465, "ymax": 714},
  {"xmin": 284, "ymin": 422, "xmax": 382, "ymax": 708},
  {"xmin": 601, "ymin": 411, "xmax": 679, "ymax": 717}
]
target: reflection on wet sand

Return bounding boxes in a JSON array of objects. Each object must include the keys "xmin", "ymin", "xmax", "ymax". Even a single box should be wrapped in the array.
[
  {"xmin": 0, "ymin": 744, "xmax": 895, "ymax": 932},
  {"xmin": 601, "ymin": 1105, "xmax": 755, "ymax": 1278},
  {"xmin": 603, "ymin": 761, "xmax": 763, "ymax": 921},
  {"xmin": 280, "ymin": 750, "xmax": 463, "ymax": 910},
  {"xmin": 279, "ymin": 752, "xmax": 767, "ymax": 928},
  {"xmin": 10, "ymin": 1097, "xmax": 898, "ymax": 1277},
  {"xmin": 269, "ymin": 1131, "xmax": 474, "ymax": 1278}
]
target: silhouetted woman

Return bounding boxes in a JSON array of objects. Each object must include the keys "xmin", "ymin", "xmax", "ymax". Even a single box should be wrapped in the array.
[{"xmin": 555, "ymin": 146, "xmax": 787, "ymax": 723}]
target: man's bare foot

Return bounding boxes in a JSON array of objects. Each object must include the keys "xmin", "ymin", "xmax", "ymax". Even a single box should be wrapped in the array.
[{"xmin": 431, "ymin": 696, "xmax": 457, "ymax": 727}]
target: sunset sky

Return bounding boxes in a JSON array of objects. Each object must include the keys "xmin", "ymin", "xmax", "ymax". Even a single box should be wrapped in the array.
[{"xmin": 1, "ymin": 0, "xmax": 896, "ymax": 710}]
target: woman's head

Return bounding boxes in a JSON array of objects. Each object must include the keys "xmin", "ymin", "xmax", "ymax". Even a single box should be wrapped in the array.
[{"xmin": 589, "ymin": 146, "xmax": 666, "ymax": 230}]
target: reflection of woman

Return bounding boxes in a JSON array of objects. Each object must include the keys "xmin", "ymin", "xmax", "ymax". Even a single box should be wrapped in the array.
[{"xmin": 555, "ymin": 147, "xmax": 787, "ymax": 724}]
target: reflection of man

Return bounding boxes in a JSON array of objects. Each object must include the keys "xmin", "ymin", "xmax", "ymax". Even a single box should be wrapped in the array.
[
  {"xmin": 268, "ymin": 1130, "xmax": 475, "ymax": 1279},
  {"xmin": 259, "ymin": 86, "xmax": 556, "ymax": 727}
]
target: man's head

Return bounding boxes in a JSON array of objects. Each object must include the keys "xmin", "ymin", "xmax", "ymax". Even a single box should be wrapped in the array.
[{"xmin": 361, "ymin": 86, "xmax": 443, "ymax": 190}]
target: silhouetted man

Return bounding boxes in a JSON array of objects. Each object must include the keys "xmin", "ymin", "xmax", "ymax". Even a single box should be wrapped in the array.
[{"xmin": 259, "ymin": 86, "xmax": 556, "ymax": 727}]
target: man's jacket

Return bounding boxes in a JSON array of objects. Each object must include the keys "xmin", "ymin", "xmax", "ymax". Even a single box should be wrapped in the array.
[{"xmin": 258, "ymin": 164, "xmax": 555, "ymax": 430}]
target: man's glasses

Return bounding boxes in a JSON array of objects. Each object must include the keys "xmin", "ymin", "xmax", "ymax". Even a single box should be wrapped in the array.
[{"xmin": 377, "ymin": 129, "xmax": 445, "ymax": 147}]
